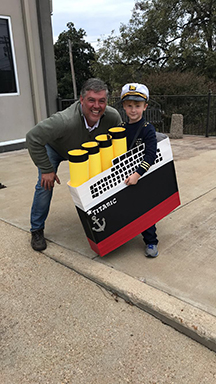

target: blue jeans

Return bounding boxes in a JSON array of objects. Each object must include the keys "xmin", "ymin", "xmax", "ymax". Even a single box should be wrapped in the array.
[{"xmin": 30, "ymin": 145, "xmax": 66, "ymax": 232}]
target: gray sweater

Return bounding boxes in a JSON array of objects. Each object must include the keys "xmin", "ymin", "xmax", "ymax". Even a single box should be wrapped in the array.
[{"xmin": 26, "ymin": 101, "xmax": 122, "ymax": 173}]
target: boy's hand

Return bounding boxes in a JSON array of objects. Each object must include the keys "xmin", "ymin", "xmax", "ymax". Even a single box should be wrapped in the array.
[{"xmin": 125, "ymin": 172, "xmax": 140, "ymax": 186}]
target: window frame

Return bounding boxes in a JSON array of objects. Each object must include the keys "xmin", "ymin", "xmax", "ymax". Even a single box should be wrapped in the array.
[{"xmin": 0, "ymin": 15, "xmax": 19, "ymax": 97}]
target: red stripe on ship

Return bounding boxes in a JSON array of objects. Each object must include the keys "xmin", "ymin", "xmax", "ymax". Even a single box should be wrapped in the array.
[{"xmin": 88, "ymin": 192, "xmax": 180, "ymax": 257}]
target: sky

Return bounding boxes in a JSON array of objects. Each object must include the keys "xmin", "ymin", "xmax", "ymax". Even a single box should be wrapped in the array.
[{"xmin": 51, "ymin": 0, "xmax": 135, "ymax": 49}]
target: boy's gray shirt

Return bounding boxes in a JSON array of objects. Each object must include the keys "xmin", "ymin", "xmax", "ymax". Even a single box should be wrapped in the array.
[{"xmin": 26, "ymin": 101, "xmax": 121, "ymax": 173}]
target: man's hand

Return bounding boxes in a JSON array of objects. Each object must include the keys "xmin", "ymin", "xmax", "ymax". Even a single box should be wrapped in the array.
[
  {"xmin": 41, "ymin": 172, "xmax": 61, "ymax": 191},
  {"xmin": 125, "ymin": 172, "xmax": 140, "ymax": 186}
]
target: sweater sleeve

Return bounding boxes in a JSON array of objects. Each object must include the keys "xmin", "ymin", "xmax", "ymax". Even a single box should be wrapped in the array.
[
  {"xmin": 26, "ymin": 112, "xmax": 65, "ymax": 173},
  {"xmin": 136, "ymin": 124, "xmax": 157, "ymax": 176}
]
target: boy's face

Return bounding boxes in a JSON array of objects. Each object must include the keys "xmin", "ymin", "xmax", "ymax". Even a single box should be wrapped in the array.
[{"xmin": 123, "ymin": 100, "xmax": 148, "ymax": 123}]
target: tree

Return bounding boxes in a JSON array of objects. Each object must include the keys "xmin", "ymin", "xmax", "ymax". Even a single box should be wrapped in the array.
[
  {"xmin": 94, "ymin": 0, "xmax": 216, "ymax": 86},
  {"xmin": 54, "ymin": 23, "xmax": 95, "ymax": 98}
]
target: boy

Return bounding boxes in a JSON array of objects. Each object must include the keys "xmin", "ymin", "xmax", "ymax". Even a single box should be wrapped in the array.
[{"xmin": 121, "ymin": 83, "xmax": 159, "ymax": 257}]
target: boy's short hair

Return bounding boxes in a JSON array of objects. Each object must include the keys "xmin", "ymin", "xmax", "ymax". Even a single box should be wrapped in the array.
[{"xmin": 121, "ymin": 83, "xmax": 149, "ymax": 102}]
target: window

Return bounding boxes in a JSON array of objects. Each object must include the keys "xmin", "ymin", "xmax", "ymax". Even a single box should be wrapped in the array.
[{"xmin": 0, "ymin": 16, "xmax": 19, "ymax": 95}]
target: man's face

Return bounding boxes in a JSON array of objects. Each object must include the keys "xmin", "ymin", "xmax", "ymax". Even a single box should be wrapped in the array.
[{"xmin": 80, "ymin": 90, "xmax": 107, "ymax": 127}]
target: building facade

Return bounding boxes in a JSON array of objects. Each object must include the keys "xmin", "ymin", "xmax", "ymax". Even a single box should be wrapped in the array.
[{"xmin": 0, "ymin": 0, "xmax": 57, "ymax": 152}]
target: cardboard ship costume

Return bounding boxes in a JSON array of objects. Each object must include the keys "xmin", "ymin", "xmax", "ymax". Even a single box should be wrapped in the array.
[{"xmin": 67, "ymin": 129, "xmax": 180, "ymax": 257}]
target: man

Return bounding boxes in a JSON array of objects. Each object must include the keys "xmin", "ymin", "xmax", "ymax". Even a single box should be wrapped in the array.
[{"xmin": 26, "ymin": 78, "xmax": 122, "ymax": 251}]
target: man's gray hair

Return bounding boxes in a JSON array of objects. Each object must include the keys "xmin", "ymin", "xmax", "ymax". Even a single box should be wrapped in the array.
[{"xmin": 80, "ymin": 78, "xmax": 109, "ymax": 98}]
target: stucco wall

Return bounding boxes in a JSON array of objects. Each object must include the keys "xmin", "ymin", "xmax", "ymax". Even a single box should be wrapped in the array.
[{"xmin": 0, "ymin": 0, "xmax": 56, "ymax": 148}]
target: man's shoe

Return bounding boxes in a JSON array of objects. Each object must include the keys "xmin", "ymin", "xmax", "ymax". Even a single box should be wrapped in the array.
[
  {"xmin": 31, "ymin": 229, "xmax": 47, "ymax": 251},
  {"xmin": 145, "ymin": 244, "xmax": 158, "ymax": 258}
]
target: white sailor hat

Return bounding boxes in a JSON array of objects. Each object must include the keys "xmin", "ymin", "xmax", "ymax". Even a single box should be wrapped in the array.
[{"xmin": 121, "ymin": 83, "xmax": 149, "ymax": 102}]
